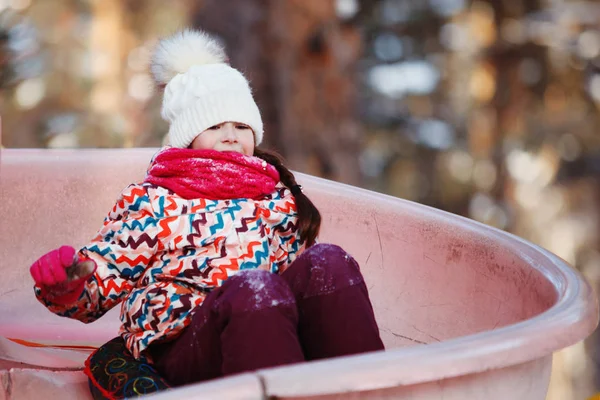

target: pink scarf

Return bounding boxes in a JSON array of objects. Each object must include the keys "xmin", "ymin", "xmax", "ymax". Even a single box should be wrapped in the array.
[{"xmin": 144, "ymin": 148, "xmax": 280, "ymax": 200}]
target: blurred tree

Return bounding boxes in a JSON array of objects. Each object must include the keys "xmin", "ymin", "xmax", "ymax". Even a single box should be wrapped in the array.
[
  {"xmin": 191, "ymin": 0, "xmax": 364, "ymax": 185},
  {"xmin": 0, "ymin": 27, "xmax": 10, "ymax": 88}
]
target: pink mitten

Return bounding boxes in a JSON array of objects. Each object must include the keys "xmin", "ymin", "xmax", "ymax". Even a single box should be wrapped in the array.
[{"xmin": 30, "ymin": 246, "xmax": 97, "ymax": 304}]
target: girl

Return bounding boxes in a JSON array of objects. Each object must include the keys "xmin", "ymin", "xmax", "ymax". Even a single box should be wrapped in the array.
[{"xmin": 29, "ymin": 29, "xmax": 384, "ymax": 388}]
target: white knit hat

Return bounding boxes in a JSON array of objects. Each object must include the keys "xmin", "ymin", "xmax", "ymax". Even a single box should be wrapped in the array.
[{"xmin": 151, "ymin": 29, "xmax": 263, "ymax": 148}]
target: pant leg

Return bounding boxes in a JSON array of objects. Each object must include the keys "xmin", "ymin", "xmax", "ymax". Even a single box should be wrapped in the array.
[
  {"xmin": 149, "ymin": 269, "xmax": 305, "ymax": 387},
  {"xmin": 281, "ymin": 243, "xmax": 385, "ymax": 360}
]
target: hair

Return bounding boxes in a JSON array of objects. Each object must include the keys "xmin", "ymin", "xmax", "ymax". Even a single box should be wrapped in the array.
[{"xmin": 253, "ymin": 148, "xmax": 321, "ymax": 247}]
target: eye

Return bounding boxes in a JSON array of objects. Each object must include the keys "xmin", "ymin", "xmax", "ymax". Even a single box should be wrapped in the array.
[
  {"xmin": 208, "ymin": 125, "xmax": 221, "ymax": 130},
  {"xmin": 236, "ymin": 124, "xmax": 250, "ymax": 130}
]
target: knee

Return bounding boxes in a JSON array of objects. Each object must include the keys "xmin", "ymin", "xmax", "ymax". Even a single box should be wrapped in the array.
[
  {"xmin": 304, "ymin": 244, "xmax": 361, "ymax": 275},
  {"xmin": 294, "ymin": 244, "xmax": 364, "ymax": 297},
  {"xmin": 219, "ymin": 269, "xmax": 296, "ymax": 313}
]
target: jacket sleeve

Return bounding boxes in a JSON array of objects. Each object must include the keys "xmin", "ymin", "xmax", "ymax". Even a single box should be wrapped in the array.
[
  {"xmin": 34, "ymin": 183, "xmax": 159, "ymax": 323},
  {"xmin": 270, "ymin": 191, "xmax": 311, "ymax": 275}
]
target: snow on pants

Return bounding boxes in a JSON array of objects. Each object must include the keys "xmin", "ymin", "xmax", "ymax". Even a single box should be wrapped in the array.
[{"xmin": 149, "ymin": 243, "xmax": 385, "ymax": 387}]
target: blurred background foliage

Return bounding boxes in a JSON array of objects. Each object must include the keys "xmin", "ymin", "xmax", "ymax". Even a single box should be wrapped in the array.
[{"xmin": 1, "ymin": 0, "xmax": 599, "ymax": 398}]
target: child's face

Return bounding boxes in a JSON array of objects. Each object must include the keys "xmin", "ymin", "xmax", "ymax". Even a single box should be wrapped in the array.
[{"xmin": 190, "ymin": 122, "xmax": 255, "ymax": 155}]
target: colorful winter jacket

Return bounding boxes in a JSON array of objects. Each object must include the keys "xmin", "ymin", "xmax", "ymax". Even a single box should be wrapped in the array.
[{"xmin": 34, "ymin": 161, "xmax": 306, "ymax": 359}]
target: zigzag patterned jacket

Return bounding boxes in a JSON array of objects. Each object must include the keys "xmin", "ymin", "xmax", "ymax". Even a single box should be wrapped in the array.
[{"xmin": 35, "ymin": 161, "xmax": 306, "ymax": 359}]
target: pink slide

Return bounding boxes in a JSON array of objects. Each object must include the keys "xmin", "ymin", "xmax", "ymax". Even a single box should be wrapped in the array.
[{"xmin": 0, "ymin": 148, "xmax": 597, "ymax": 399}]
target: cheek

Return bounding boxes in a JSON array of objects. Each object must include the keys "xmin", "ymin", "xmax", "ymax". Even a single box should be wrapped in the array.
[
  {"xmin": 191, "ymin": 133, "xmax": 216, "ymax": 149},
  {"xmin": 242, "ymin": 133, "xmax": 255, "ymax": 154}
]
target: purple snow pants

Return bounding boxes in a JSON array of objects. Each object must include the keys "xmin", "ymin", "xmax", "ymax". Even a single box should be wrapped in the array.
[{"xmin": 149, "ymin": 243, "xmax": 384, "ymax": 387}]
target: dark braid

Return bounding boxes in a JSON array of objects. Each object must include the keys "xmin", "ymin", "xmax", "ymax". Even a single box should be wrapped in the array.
[{"xmin": 254, "ymin": 148, "xmax": 321, "ymax": 247}]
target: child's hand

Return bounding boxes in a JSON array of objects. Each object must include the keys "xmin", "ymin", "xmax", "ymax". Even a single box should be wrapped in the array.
[{"xmin": 30, "ymin": 246, "xmax": 97, "ymax": 304}]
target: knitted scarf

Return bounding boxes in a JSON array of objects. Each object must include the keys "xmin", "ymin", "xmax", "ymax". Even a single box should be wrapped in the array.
[{"xmin": 144, "ymin": 148, "xmax": 280, "ymax": 200}]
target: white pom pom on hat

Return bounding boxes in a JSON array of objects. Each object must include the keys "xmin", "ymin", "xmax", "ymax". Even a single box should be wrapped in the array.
[
  {"xmin": 151, "ymin": 29, "xmax": 263, "ymax": 148},
  {"xmin": 151, "ymin": 29, "xmax": 227, "ymax": 85}
]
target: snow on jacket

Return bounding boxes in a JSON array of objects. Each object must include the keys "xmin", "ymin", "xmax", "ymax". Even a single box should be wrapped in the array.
[{"xmin": 35, "ymin": 164, "xmax": 306, "ymax": 359}]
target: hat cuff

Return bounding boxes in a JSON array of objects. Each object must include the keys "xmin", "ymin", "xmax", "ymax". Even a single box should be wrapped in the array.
[{"xmin": 168, "ymin": 92, "xmax": 264, "ymax": 149}]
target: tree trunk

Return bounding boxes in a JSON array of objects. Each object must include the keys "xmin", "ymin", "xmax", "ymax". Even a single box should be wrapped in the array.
[{"xmin": 191, "ymin": 0, "xmax": 364, "ymax": 185}]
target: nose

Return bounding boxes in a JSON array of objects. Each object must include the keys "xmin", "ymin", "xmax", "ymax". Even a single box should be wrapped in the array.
[{"xmin": 221, "ymin": 123, "xmax": 238, "ymax": 142}]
